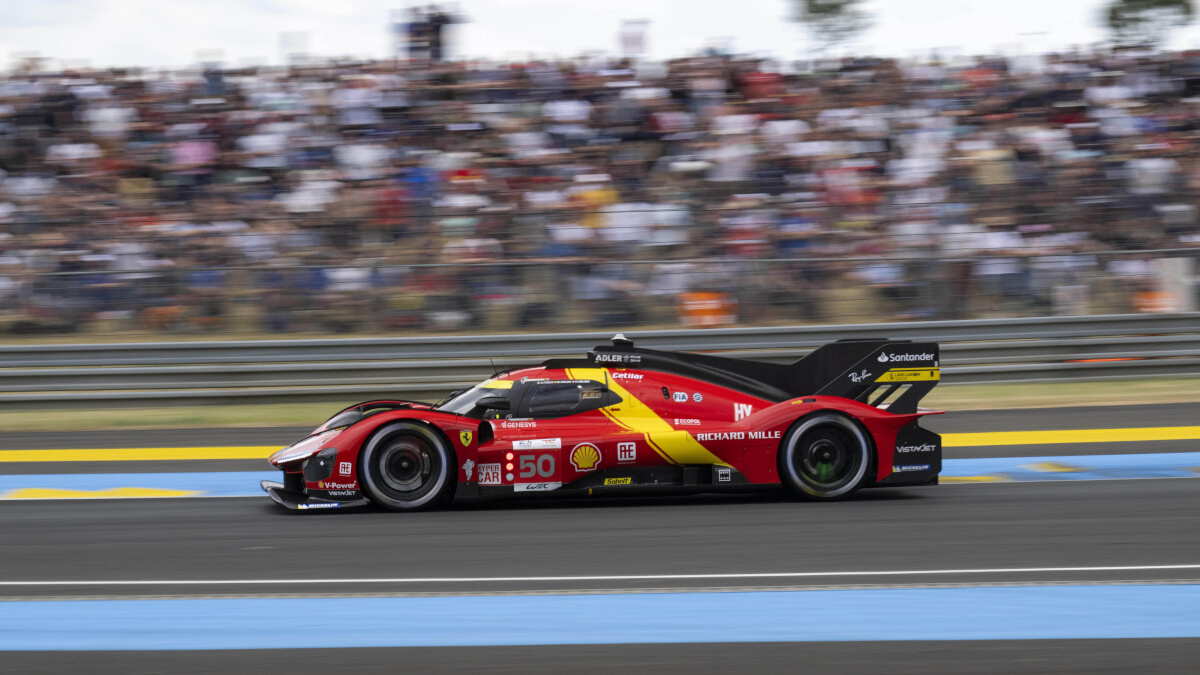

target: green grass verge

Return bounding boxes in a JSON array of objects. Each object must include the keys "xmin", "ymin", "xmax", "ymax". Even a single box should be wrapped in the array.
[{"xmin": 1, "ymin": 377, "xmax": 1197, "ymax": 433}]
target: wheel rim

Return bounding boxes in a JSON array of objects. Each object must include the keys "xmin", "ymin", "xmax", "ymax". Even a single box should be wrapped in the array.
[
  {"xmin": 800, "ymin": 435, "xmax": 853, "ymax": 488},
  {"xmin": 376, "ymin": 436, "xmax": 441, "ymax": 498},
  {"xmin": 783, "ymin": 416, "xmax": 868, "ymax": 498}
]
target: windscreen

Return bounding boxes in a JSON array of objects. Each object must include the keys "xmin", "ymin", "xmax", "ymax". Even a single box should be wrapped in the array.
[{"xmin": 434, "ymin": 384, "xmax": 507, "ymax": 416}]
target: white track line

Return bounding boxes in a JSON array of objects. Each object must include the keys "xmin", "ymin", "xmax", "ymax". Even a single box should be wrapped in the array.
[{"xmin": 3, "ymin": 564, "xmax": 1200, "ymax": 586}]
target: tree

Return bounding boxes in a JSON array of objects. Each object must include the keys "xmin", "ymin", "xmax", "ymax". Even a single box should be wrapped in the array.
[
  {"xmin": 1104, "ymin": 0, "xmax": 1195, "ymax": 48},
  {"xmin": 792, "ymin": 0, "xmax": 872, "ymax": 53}
]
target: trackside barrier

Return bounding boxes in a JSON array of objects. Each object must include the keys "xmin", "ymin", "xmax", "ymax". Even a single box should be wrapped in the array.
[{"xmin": 1, "ymin": 313, "xmax": 1199, "ymax": 409}]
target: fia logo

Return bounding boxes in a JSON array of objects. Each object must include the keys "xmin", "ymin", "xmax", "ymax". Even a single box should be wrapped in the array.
[
  {"xmin": 617, "ymin": 442, "xmax": 636, "ymax": 462},
  {"xmin": 733, "ymin": 403, "xmax": 753, "ymax": 421},
  {"xmin": 339, "ymin": 461, "xmax": 352, "ymax": 475},
  {"xmin": 672, "ymin": 391, "xmax": 687, "ymax": 403}
]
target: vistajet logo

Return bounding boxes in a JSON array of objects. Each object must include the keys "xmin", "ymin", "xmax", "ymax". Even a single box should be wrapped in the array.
[{"xmin": 896, "ymin": 444, "xmax": 937, "ymax": 453}]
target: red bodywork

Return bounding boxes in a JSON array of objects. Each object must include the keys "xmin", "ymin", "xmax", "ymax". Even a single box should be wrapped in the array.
[{"xmin": 264, "ymin": 345, "xmax": 943, "ymax": 510}]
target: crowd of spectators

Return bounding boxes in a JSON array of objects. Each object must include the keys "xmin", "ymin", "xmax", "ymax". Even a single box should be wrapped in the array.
[{"xmin": 2, "ymin": 46, "xmax": 1200, "ymax": 335}]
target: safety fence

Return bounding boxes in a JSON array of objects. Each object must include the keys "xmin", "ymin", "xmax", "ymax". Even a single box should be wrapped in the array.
[
  {"xmin": 2, "ymin": 313, "xmax": 1199, "ymax": 409},
  {"xmin": 1, "ymin": 247, "xmax": 1196, "ymax": 339}
]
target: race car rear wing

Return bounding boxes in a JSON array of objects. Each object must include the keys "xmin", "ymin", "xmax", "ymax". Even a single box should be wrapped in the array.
[
  {"xmin": 796, "ymin": 339, "xmax": 940, "ymax": 415},
  {"xmin": 582, "ymin": 336, "xmax": 939, "ymax": 413}
]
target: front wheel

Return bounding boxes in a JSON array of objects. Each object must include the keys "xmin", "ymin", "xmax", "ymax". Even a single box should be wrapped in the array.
[
  {"xmin": 778, "ymin": 413, "xmax": 871, "ymax": 501},
  {"xmin": 360, "ymin": 422, "xmax": 454, "ymax": 511}
]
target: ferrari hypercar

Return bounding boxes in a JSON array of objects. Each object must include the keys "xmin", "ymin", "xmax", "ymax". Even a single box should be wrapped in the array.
[{"xmin": 262, "ymin": 335, "xmax": 942, "ymax": 511}]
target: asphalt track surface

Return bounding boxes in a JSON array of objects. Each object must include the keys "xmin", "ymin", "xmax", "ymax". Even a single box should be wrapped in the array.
[
  {"xmin": 3, "ymin": 640, "xmax": 1199, "ymax": 674},
  {"xmin": 3, "ymin": 402, "xmax": 1200, "ymax": 673},
  {"xmin": 3, "ymin": 478, "xmax": 1200, "ymax": 595}
]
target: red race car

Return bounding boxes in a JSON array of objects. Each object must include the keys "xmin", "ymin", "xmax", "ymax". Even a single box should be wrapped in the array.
[{"xmin": 262, "ymin": 335, "xmax": 942, "ymax": 511}]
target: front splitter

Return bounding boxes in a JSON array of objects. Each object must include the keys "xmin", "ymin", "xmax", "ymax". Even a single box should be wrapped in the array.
[{"xmin": 260, "ymin": 480, "xmax": 371, "ymax": 511}]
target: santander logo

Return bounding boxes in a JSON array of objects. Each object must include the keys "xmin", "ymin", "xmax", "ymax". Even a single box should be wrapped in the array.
[{"xmin": 878, "ymin": 352, "xmax": 934, "ymax": 363}]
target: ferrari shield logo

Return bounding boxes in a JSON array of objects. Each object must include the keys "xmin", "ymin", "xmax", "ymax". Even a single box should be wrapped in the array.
[{"xmin": 460, "ymin": 431, "xmax": 473, "ymax": 446}]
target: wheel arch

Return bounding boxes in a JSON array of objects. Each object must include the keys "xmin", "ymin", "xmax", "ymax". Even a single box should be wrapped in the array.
[
  {"xmin": 780, "ymin": 408, "xmax": 877, "ymax": 453},
  {"xmin": 776, "ymin": 408, "xmax": 877, "ymax": 496},
  {"xmin": 356, "ymin": 417, "xmax": 460, "ymax": 506}
]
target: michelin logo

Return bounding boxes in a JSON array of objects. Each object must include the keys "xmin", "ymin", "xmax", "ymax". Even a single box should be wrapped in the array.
[
  {"xmin": 878, "ymin": 352, "xmax": 935, "ymax": 363},
  {"xmin": 892, "ymin": 464, "xmax": 932, "ymax": 472}
]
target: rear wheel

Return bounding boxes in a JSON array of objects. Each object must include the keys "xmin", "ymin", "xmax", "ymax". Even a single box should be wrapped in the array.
[
  {"xmin": 778, "ymin": 413, "xmax": 870, "ymax": 501},
  {"xmin": 360, "ymin": 422, "xmax": 454, "ymax": 511}
]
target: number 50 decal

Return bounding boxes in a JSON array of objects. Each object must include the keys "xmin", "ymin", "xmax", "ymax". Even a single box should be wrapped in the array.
[{"xmin": 519, "ymin": 454, "xmax": 556, "ymax": 478}]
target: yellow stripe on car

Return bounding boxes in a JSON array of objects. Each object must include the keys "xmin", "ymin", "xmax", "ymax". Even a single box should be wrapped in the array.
[{"xmin": 568, "ymin": 367, "xmax": 728, "ymax": 466}]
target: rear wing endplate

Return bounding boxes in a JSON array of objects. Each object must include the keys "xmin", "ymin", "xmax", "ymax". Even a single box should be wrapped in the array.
[{"xmin": 793, "ymin": 340, "xmax": 940, "ymax": 414}]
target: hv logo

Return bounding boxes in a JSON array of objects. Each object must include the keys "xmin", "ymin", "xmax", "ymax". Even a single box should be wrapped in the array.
[{"xmin": 734, "ymin": 403, "xmax": 753, "ymax": 421}]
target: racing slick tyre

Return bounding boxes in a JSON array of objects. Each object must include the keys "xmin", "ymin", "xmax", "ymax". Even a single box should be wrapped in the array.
[
  {"xmin": 359, "ymin": 422, "xmax": 454, "ymax": 511},
  {"xmin": 778, "ymin": 412, "xmax": 871, "ymax": 501}
]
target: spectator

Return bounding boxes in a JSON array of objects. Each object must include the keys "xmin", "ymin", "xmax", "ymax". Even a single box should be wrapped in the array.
[{"xmin": 2, "ymin": 46, "xmax": 1200, "ymax": 336}]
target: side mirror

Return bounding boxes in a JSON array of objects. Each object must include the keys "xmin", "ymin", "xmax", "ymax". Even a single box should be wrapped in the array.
[{"xmin": 476, "ymin": 396, "xmax": 511, "ymax": 411}]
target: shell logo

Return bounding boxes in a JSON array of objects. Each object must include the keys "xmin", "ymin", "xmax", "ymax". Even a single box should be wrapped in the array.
[{"xmin": 570, "ymin": 443, "xmax": 602, "ymax": 472}]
